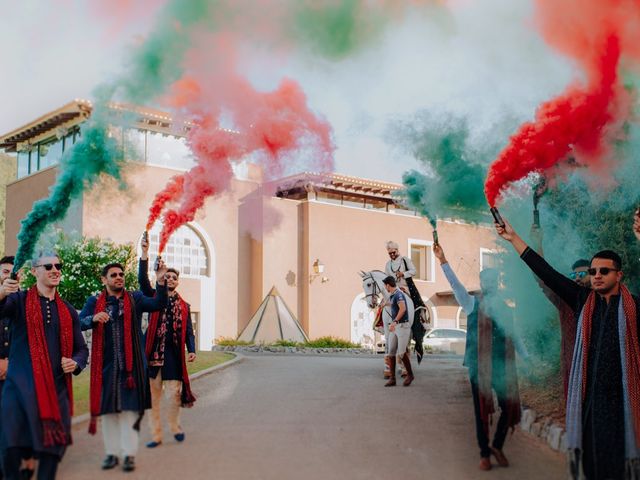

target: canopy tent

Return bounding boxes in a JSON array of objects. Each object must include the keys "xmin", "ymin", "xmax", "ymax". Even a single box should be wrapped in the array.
[{"xmin": 238, "ymin": 286, "xmax": 309, "ymax": 343}]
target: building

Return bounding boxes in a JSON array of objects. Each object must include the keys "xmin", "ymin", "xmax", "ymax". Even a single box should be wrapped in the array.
[{"xmin": 0, "ymin": 100, "xmax": 498, "ymax": 350}]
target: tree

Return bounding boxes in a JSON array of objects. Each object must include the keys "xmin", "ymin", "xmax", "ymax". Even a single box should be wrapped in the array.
[{"xmin": 21, "ymin": 231, "xmax": 139, "ymax": 309}]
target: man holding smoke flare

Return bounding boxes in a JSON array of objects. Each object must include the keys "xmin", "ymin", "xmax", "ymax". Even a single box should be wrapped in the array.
[
  {"xmin": 433, "ymin": 242, "xmax": 520, "ymax": 471},
  {"xmin": 496, "ymin": 210, "xmax": 640, "ymax": 480}
]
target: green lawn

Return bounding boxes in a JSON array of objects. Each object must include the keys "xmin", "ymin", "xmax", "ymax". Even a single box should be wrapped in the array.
[{"xmin": 72, "ymin": 351, "xmax": 235, "ymax": 417}]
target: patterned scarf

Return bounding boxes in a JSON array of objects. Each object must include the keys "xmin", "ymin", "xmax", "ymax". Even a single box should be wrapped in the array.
[
  {"xmin": 88, "ymin": 290, "xmax": 135, "ymax": 434},
  {"xmin": 25, "ymin": 286, "xmax": 73, "ymax": 447},
  {"xmin": 567, "ymin": 286, "xmax": 640, "ymax": 479},
  {"xmin": 146, "ymin": 294, "xmax": 196, "ymax": 408},
  {"xmin": 476, "ymin": 300, "xmax": 521, "ymax": 436},
  {"xmin": 147, "ymin": 297, "xmax": 181, "ymax": 367}
]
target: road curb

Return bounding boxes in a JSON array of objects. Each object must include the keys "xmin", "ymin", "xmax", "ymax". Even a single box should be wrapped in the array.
[{"xmin": 71, "ymin": 352, "xmax": 244, "ymax": 426}]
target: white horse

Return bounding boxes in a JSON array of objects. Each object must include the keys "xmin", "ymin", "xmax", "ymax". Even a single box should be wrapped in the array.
[{"xmin": 359, "ymin": 269, "xmax": 414, "ymax": 336}]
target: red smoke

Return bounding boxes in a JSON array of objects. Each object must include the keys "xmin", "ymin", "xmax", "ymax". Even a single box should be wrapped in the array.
[
  {"xmin": 485, "ymin": 0, "xmax": 640, "ymax": 206},
  {"xmin": 147, "ymin": 34, "xmax": 334, "ymax": 253}
]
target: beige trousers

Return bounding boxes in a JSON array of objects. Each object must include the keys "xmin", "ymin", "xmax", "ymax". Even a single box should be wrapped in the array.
[{"xmin": 149, "ymin": 372, "xmax": 183, "ymax": 443}]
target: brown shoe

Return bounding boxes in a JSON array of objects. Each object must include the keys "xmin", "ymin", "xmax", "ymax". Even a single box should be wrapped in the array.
[
  {"xmin": 384, "ymin": 356, "xmax": 391, "ymax": 379},
  {"xmin": 401, "ymin": 353, "xmax": 414, "ymax": 386},
  {"xmin": 479, "ymin": 457, "xmax": 492, "ymax": 471},
  {"xmin": 385, "ymin": 357, "xmax": 396, "ymax": 386},
  {"xmin": 490, "ymin": 447, "xmax": 509, "ymax": 467}
]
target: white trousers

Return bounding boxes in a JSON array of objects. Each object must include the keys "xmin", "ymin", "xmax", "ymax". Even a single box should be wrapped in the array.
[
  {"xmin": 387, "ymin": 322, "xmax": 411, "ymax": 358},
  {"xmin": 102, "ymin": 411, "xmax": 140, "ymax": 457}
]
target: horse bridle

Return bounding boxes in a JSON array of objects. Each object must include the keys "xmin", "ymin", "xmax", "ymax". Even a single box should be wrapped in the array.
[{"xmin": 363, "ymin": 272, "xmax": 382, "ymax": 307}]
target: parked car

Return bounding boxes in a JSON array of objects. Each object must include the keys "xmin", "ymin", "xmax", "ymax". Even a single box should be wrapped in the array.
[{"xmin": 423, "ymin": 328, "xmax": 467, "ymax": 354}]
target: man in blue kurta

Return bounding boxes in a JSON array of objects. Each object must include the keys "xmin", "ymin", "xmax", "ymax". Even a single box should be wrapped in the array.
[
  {"xmin": 434, "ymin": 243, "xmax": 521, "ymax": 472},
  {"xmin": 0, "ymin": 252, "xmax": 88, "ymax": 479},
  {"xmin": 139, "ymin": 237, "xmax": 196, "ymax": 448},
  {"xmin": 80, "ymin": 261, "xmax": 167, "ymax": 473}
]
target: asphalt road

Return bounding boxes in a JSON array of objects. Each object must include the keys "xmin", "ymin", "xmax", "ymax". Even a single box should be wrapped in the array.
[{"xmin": 59, "ymin": 354, "xmax": 566, "ymax": 479}]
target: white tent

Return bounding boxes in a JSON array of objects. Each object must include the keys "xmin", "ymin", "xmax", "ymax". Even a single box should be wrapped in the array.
[{"xmin": 238, "ymin": 286, "xmax": 309, "ymax": 344}]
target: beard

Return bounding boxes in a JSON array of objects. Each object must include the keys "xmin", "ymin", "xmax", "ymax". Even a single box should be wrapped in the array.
[
  {"xmin": 112, "ymin": 285, "xmax": 124, "ymax": 293},
  {"xmin": 168, "ymin": 285, "xmax": 177, "ymax": 292}
]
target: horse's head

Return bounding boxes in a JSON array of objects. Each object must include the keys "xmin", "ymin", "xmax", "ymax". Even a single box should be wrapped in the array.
[{"xmin": 359, "ymin": 270, "xmax": 380, "ymax": 309}]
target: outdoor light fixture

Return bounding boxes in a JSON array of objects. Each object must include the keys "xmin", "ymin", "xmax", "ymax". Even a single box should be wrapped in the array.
[{"xmin": 310, "ymin": 259, "xmax": 329, "ymax": 284}]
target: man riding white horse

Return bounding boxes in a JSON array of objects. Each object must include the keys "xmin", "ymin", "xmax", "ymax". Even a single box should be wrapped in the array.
[
  {"xmin": 360, "ymin": 270, "xmax": 415, "ymax": 382},
  {"xmin": 385, "ymin": 241, "xmax": 427, "ymax": 367}
]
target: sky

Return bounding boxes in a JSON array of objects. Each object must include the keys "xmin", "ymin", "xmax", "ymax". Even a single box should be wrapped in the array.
[{"xmin": 0, "ymin": 0, "xmax": 576, "ymax": 183}]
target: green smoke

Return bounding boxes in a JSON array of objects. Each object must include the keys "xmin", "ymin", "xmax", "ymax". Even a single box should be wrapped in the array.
[
  {"xmin": 291, "ymin": 0, "xmax": 379, "ymax": 59},
  {"xmin": 120, "ymin": 0, "xmax": 216, "ymax": 103},
  {"xmin": 13, "ymin": 0, "xmax": 220, "ymax": 271},
  {"xmin": 400, "ymin": 119, "xmax": 490, "ymax": 225},
  {"xmin": 13, "ymin": 107, "xmax": 126, "ymax": 271}
]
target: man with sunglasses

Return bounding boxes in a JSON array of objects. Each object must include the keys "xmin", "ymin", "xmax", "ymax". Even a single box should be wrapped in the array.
[
  {"xmin": 79, "ymin": 261, "xmax": 168, "ymax": 473},
  {"xmin": 496, "ymin": 217, "xmax": 640, "ymax": 480},
  {"xmin": 139, "ymin": 236, "xmax": 196, "ymax": 449},
  {"xmin": 0, "ymin": 252, "xmax": 88, "ymax": 479}
]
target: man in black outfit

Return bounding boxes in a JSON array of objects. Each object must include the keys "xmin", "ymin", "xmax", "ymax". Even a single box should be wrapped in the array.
[{"xmin": 496, "ymin": 214, "xmax": 640, "ymax": 480}]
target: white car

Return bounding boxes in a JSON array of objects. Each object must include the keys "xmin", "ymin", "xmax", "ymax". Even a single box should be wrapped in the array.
[{"xmin": 423, "ymin": 328, "xmax": 467, "ymax": 354}]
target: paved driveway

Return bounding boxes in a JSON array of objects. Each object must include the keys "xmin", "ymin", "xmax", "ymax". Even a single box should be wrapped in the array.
[{"xmin": 60, "ymin": 354, "xmax": 566, "ymax": 479}]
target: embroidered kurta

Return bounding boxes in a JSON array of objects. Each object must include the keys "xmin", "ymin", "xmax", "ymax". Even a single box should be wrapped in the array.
[
  {"xmin": 0, "ymin": 291, "xmax": 88, "ymax": 457},
  {"xmin": 522, "ymin": 247, "xmax": 640, "ymax": 480},
  {"xmin": 79, "ymin": 282, "xmax": 167, "ymax": 414},
  {"xmin": 385, "ymin": 256, "xmax": 416, "ymax": 290}
]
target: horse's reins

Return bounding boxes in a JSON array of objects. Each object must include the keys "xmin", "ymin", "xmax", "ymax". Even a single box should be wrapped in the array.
[{"xmin": 363, "ymin": 272, "xmax": 383, "ymax": 307}]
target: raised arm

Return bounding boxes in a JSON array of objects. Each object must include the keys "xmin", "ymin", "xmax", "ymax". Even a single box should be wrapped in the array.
[
  {"xmin": 138, "ymin": 258, "xmax": 155, "ymax": 297},
  {"xmin": 138, "ymin": 235, "xmax": 156, "ymax": 297},
  {"xmin": 496, "ymin": 219, "xmax": 584, "ymax": 308},
  {"xmin": 434, "ymin": 244, "xmax": 475, "ymax": 314},
  {"xmin": 136, "ymin": 282, "xmax": 168, "ymax": 313}
]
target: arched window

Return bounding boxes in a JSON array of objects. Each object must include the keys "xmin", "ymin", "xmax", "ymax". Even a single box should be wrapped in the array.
[{"xmin": 146, "ymin": 224, "xmax": 209, "ymax": 277}]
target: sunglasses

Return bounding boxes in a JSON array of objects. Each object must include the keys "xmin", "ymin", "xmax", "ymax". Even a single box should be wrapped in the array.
[
  {"xmin": 388, "ymin": 251, "xmax": 398, "ymax": 256},
  {"xmin": 109, "ymin": 272, "xmax": 125, "ymax": 278},
  {"xmin": 36, "ymin": 263, "xmax": 63, "ymax": 271},
  {"xmin": 587, "ymin": 267, "xmax": 619, "ymax": 276},
  {"xmin": 165, "ymin": 274, "xmax": 178, "ymax": 280},
  {"xmin": 569, "ymin": 271, "xmax": 588, "ymax": 280}
]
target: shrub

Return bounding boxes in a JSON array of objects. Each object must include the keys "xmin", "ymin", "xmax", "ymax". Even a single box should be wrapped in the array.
[
  {"xmin": 216, "ymin": 337, "xmax": 253, "ymax": 346},
  {"xmin": 20, "ymin": 230, "xmax": 138, "ymax": 309},
  {"xmin": 303, "ymin": 336, "xmax": 360, "ymax": 349},
  {"xmin": 272, "ymin": 339, "xmax": 300, "ymax": 347}
]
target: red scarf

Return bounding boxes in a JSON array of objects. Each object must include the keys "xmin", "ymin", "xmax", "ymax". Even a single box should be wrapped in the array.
[
  {"xmin": 88, "ymin": 290, "xmax": 135, "ymax": 434},
  {"xmin": 477, "ymin": 302, "xmax": 521, "ymax": 436},
  {"xmin": 25, "ymin": 286, "xmax": 73, "ymax": 447},
  {"xmin": 581, "ymin": 285, "xmax": 640, "ymax": 444},
  {"xmin": 145, "ymin": 294, "xmax": 196, "ymax": 408}
]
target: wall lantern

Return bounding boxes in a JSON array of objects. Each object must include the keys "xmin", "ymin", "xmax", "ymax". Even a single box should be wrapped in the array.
[{"xmin": 310, "ymin": 259, "xmax": 329, "ymax": 284}]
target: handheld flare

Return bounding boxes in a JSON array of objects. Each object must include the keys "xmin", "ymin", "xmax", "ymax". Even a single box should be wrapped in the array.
[
  {"xmin": 533, "ymin": 209, "xmax": 540, "ymax": 228},
  {"xmin": 432, "ymin": 230, "xmax": 439, "ymax": 246},
  {"xmin": 142, "ymin": 230, "xmax": 149, "ymax": 244},
  {"xmin": 490, "ymin": 207, "xmax": 505, "ymax": 228},
  {"xmin": 153, "ymin": 256, "xmax": 161, "ymax": 272}
]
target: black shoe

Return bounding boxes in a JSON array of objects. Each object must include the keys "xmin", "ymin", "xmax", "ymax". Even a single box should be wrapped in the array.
[
  {"xmin": 174, "ymin": 432, "xmax": 185, "ymax": 442},
  {"xmin": 123, "ymin": 456, "xmax": 135, "ymax": 472},
  {"xmin": 101, "ymin": 455, "xmax": 119, "ymax": 470},
  {"xmin": 20, "ymin": 469, "xmax": 35, "ymax": 480}
]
